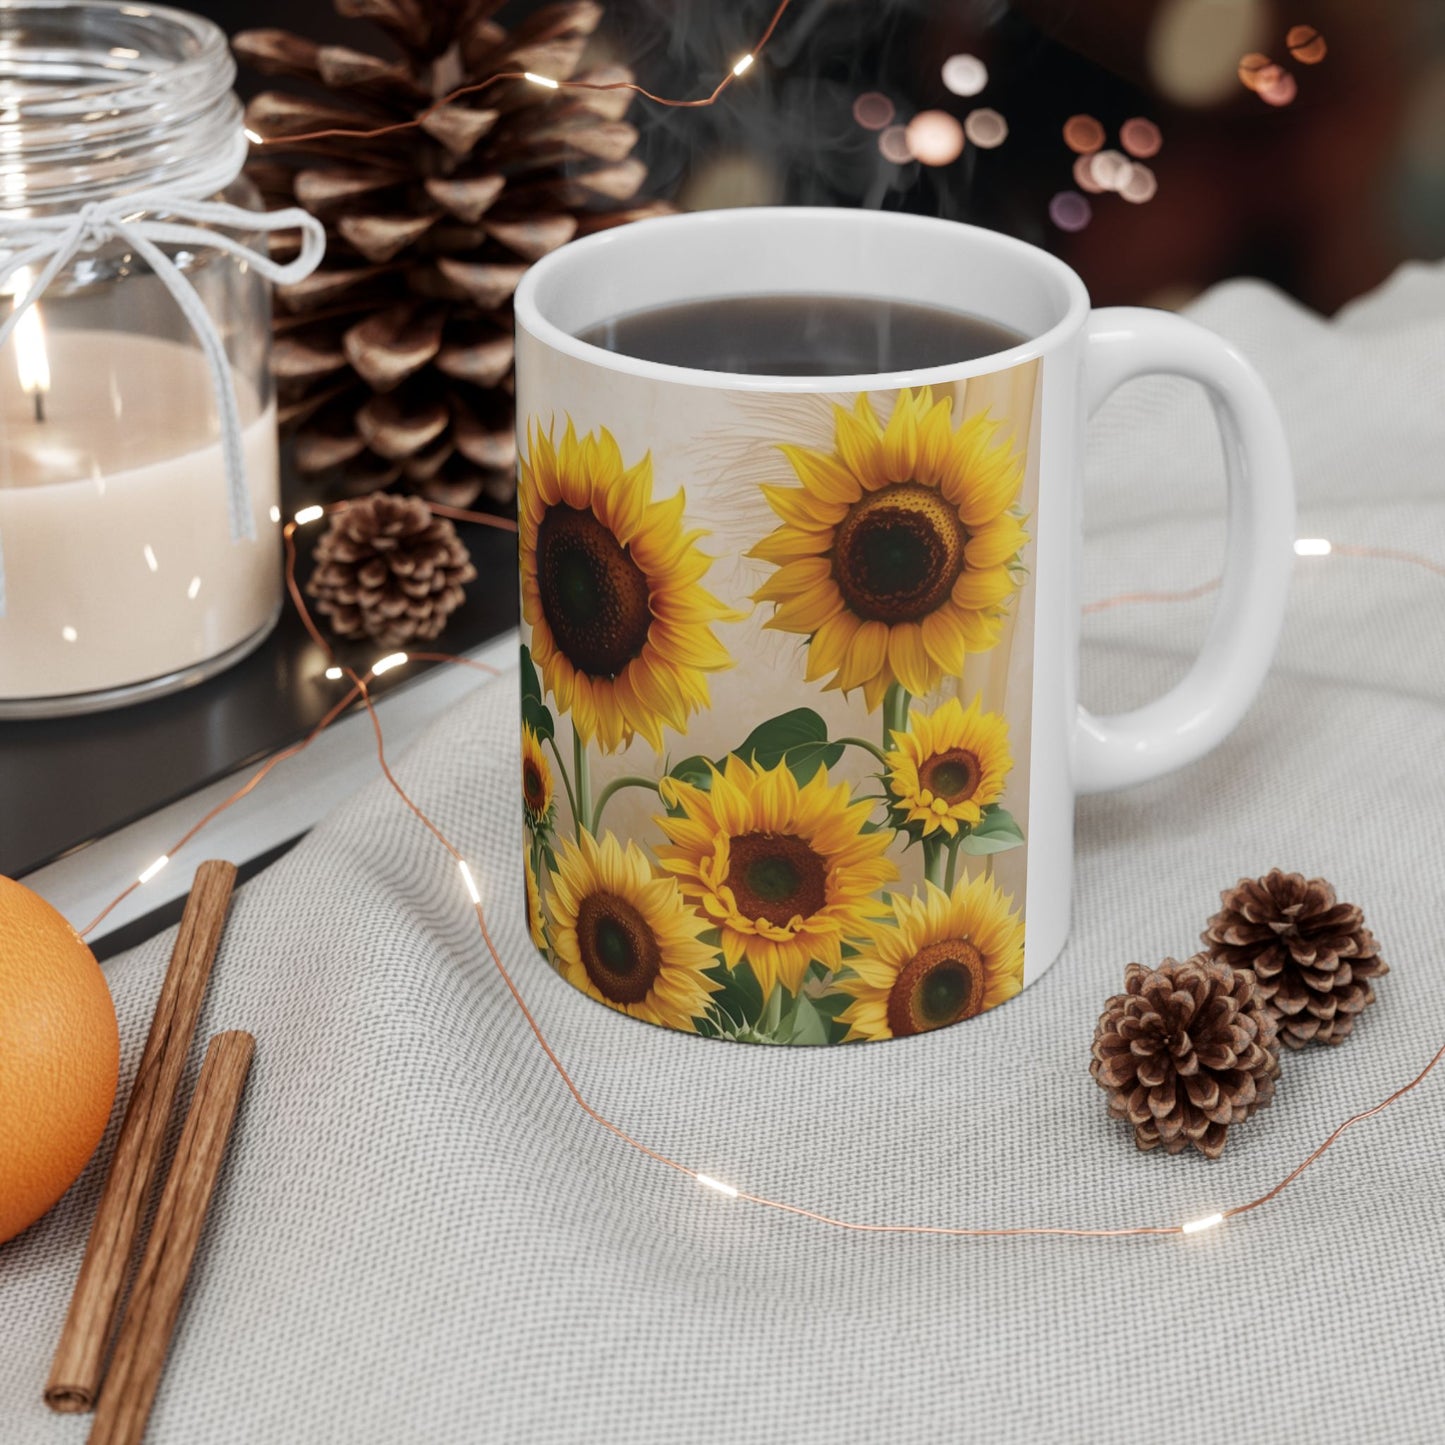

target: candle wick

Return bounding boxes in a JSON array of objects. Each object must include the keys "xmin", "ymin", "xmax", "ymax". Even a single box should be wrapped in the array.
[{"xmin": 32, "ymin": 390, "xmax": 45, "ymax": 424}]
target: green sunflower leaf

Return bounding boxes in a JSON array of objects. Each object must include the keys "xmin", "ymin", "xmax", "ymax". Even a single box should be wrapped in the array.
[
  {"xmin": 779, "ymin": 991, "xmax": 831, "ymax": 1047},
  {"xmin": 732, "ymin": 708, "xmax": 843, "ymax": 784},
  {"xmin": 519, "ymin": 644, "xmax": 554, "ymax": 742},
  {"xmin": 957, "ymin": 805, "xmax": 1025, "ymax": 855},
  {"xmin": 667, "ymin": 755, "xmax": 715, "ymax": 791},
  {"xmin": 705, "ymin": 957, "xmax": 766, "ymax": 1029}
]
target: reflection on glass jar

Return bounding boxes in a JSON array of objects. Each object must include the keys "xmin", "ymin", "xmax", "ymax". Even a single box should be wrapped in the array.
[{"xmin": 0, "ymin": 1, "xmax": 284, "ymax": 716}]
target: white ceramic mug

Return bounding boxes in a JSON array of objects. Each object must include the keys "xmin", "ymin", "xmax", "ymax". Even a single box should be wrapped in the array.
[{"xmin": 512, "ymin": 208, "xmax": 1293, "ymax": 1046}]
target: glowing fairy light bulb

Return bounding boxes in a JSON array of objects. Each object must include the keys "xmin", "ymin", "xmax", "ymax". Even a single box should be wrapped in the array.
[
  {"xmin": 294, "ymin": 504, "xmax": 325, "ymax": 525},
  {"xmin": 1294, "ymin": 538, "xmax": 1332, "ymax": 556},
  {"xmin": 732, "ymin": 53, "xmax": 754, "ymax": 76},
  {"xmin": 459, "ymin": 860, "xmax": 482, "ymax": 905},
  {"xmin": 137, "ymin": 855, "xmax": 170, "ymax": 885},
  {"xmin": 696, "ymin": 1174, "xmax": 740, "ymax": 1198},
  {"xmin": 524, "ymin": 71, "xmax": 559, "ymax": 89},
  {"xmin": 1181, "ymin": 1212, "xmax": 1224, "ymax": 1235}
]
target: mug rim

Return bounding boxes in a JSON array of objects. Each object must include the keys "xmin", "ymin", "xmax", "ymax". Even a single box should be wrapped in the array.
[{"xmin": 514, "ymin": 206, "xmax": 1092, "ymax": 394}]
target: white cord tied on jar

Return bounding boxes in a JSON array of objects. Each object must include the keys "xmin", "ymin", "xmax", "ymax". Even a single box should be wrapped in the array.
[{"xmin": 0, "ymin": 134, "xmax": 326, "ymax": 616}]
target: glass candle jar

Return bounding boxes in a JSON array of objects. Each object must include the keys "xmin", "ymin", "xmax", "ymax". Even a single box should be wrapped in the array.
[{"xmin": 0, "ymin": 1, "xmax": 286, "ymax": 716}]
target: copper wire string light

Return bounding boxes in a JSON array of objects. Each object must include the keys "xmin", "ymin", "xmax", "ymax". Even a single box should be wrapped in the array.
[
  {"xmin": 244, "ymin": 0, "xmax": 797, "ymax": 150},
  {"xmin": 73, "ymin": 490, "xmax": 1445, "ymax": 1245}
]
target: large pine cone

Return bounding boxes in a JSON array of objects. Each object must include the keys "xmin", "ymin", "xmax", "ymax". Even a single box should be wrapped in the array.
[
  {"xmin": 1202, "ymin": 870, "xmax": 1388, "ymax": 1049},
  {"xmin": 306, "ymin": 494, "xmax": 476, "ymax": 646},
  {"xmin": 235, "ymin": 0, "xmax": 669, "ymax": 508},
  {"xmin": 1091, "ymin": 956, "xmax": 1281, "ymax": 1159}
]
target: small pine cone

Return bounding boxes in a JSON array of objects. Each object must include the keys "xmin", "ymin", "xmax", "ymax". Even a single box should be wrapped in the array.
[
  {"xmin": 1091, "ymin": 956, "xmax": 1281, "ymax": 1159},
  {"xmin": 306, "ymin": 495, "xmax": 477, "ymax": 647},
  {"xmin": 1202, "ymin": 870, "xmax": 1388, "ymax": 1049}
]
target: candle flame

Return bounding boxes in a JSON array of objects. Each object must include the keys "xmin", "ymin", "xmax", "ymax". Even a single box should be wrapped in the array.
[{"xmin": 7, "ymin": 267, "xmax": 51, "ymax": 409}]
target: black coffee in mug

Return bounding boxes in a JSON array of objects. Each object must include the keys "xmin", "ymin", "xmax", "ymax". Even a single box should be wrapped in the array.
[{"xmin": 576, "ymin": 293, "xmax": 1025, "ymax": 376}]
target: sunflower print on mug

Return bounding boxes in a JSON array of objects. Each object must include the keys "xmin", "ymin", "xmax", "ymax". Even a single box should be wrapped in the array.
[
  {"xmin": 655, "ymin": 756, "xmax": 897, "ymax": 1000},
  {"xmin": 521, "ymin": 724, "xmax": 554, "ymax": 829},
  {"xmin": 519, "ymin": 418, "xmax": 739, "ymax": 753},
  {"xmin": 546, "ymin": 828, "xmax": 720, "ymax": 1029},
  {"xmin": 749, "ymin": 387, "xmax": 1028, "ymax": 710},
  {"xmin": 524, "ymin": 851, "xmax": 548, "ymax": 952},
  {"xmin": 885, "ymin": 696, "xmax": 1012, "ymax": 839},
  {"xmin": 836, "ymin": 874, "xmax": 1025, "ymax": 1041}
]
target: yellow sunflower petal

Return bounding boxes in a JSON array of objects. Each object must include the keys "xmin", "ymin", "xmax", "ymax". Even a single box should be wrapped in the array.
[
  {"xmin": 834, "ymin": 403, "xmax": 888, "ymax": 491},
  {"xmin": 886, "ymin": 621, "xmax": 938, "ymax": 697},
  {"xmin": 916, "ymin": 395, "xmax": 955, "ymax": 484},
  {"xmin": 881, "ymin": 389, "xmax": 922, "ymax": 482},
  {"xmin": 780, "ymin": 444, "xmax": 863, "ymax": 505},
  {"xmin": 920, "ymin": 608, "xmax": 969, "ymax": 675},
  {"xmin": 950, "ymin": 567, "xmax": 1017, "ymax": 611},
  {"xmin": 964, "ymin": 515, "xmax": 1029, "ymax": 569}
]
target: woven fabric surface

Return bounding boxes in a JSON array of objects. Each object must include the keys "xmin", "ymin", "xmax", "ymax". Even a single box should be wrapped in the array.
[{"xmin": 3, "ymin": 265, "xmax": 1444, "ymax": 1444}]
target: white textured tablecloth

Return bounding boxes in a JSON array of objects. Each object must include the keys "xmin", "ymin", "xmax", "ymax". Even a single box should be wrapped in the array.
[{"xmin": 4, "ymin": 265, "xmax": 1444, "ymax": 1444}]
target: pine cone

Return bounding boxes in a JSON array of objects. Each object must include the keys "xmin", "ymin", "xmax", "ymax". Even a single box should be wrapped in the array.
[
  {"xmin": 235, "ymin": 1, "xmax": 670, "ymax": 508},
  {"xmin": 1202, "ymin": 870, "xmax": 1388, "ymax": 1049},
  {"xmin": 306, "ymin": 494, "xmax": 476, "ymax": 646},
  {"xmin": 1091, "ymin": 956, "xmax": 1281, "ymax": 1159}
]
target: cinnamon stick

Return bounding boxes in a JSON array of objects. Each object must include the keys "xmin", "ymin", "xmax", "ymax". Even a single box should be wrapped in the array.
[
  {"xmin": 88, "ymin": 1032, "xmax": 255, "ymax": 1445},
  {"xmin": 46, "ymin": 860, "xmax": 238, "ymax": 1413}
]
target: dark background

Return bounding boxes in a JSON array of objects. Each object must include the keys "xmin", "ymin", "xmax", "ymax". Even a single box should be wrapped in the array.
[{"xmin": 204, "ymin": 0, "xmax": 1445, "ymax": 315}]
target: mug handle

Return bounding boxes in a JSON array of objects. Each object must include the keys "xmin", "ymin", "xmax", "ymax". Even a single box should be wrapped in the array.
[{"xmin": 1075, "ymin": 307, "xmax": 1296, "ymax": 794}]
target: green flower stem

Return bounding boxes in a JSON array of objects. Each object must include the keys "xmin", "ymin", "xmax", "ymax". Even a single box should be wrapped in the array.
[
  {"xmin": 944, "ymin": 834, "xmax": 961, "ymax": 892},
  {"xmin": 882, "ymin": 683, "xmax": 911, "ymax": 751},
  {"xmin": 544, "ymin": 734, "xmax": 580, "ymax": 837},
  {"xmin": 591, "ymin": 775, "xmax": 662, "ymax": 833},
  {"xmin": 837, "ymin": 736, "xmax": 889, "ymax": 767},
  {"xmin": 572, "ymin": 728, "xmax": 591, "ymax": 839},
  {"xmin": 922, "ymin": 836, "xmax": 947, "ymax": 888}
]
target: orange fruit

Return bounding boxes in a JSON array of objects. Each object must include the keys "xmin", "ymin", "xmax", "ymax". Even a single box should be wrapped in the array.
[{"xmin": 0, "ymin": 876, "xmax": 119, "ymax": 1245}]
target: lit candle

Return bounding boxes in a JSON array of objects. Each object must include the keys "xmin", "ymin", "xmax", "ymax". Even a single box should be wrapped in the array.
[
  {"xmin": 0, "ymin": 329, "xmax": 280, "ymax": 707},
  {"xmin": 7, "ymin": 270, "xmax": 50, "ymax": 423}
]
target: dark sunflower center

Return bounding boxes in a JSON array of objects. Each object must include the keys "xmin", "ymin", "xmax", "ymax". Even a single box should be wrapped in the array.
[
  {"xmin": 919, "ymin": 748, "xmax": 982, "ymax": 804},
  {"xmin": 575, "ymin": 890, "xmax": 663, "ymax": 1005},
  {"xmin": 830, "ymin": 484, "xmax": 966, "ymax": 624},
  {"xmin": 726, "ymin": 831, "xmax": 829, "ymax": 928},
  {"xmin": 887, "ymin": 939, "xmax": 987, "ymax": 1036},
  {"xmin": 535, "ymin": 504, "xmax": 651, "ymax": 678},
  {"xmin": 522, "ymin": 760, "xmax": 547, "ymax": 812}
]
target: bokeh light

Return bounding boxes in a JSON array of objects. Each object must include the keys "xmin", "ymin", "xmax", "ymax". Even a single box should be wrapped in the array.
[
  {"xmin": 1120, "ymin": 118, "xmax": 1163, "ymax": 159},
  {"xmin": 941, "ymin": 53, "xmax": 988, "ymax": 97},
  {"xmin": 1049, "ymin": 191, "xmax": 1092, "ymax": 232},
  {"xmin": 1237, "ymin": 52, "xmax": 1273, "ymax": 91},
  {"xmin": 878, "ymin": 125, "xmax": 913, "ymax": 163},
  {"xmin": 1089, "ymin": 148, "xmax": 1133, "ymax": 192},
  {"xmin": 905, "ymin": 110, "xmax": 965, "ymax": 166},
  {"xmin": 1286, "ymin": 24, "xmax": 1327, "ymax": 64},
  {"xmin": 1072, "ymin": 154, "xmax": 1104, "ymax": 194},
  {"xmin": 852, "ymin": 92, "xmax": 895, "ymax": 131},
  {"xmin": 1149, "ymin": 0, "xmax": 1268, "ymax": 106},
  {"xmin": 1063, "ymin": 114, "xmax": 1106, "ymax": 154},
  {"xmin": 1119, "ymin": 164, "xmax": 1159, "ymax": 204},
  {"xmin": 1258, "ymin": 68, "xmax": 1298, "ymax": 106},
  {"xmin": 963, "ymin": 108, "xmax": 1008, "ymax": 149}
]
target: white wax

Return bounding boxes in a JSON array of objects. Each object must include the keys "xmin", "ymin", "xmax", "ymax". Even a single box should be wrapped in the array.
[{"xmin": 0, "ymin": 331, "xmax": 281, "ymax": 700}]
